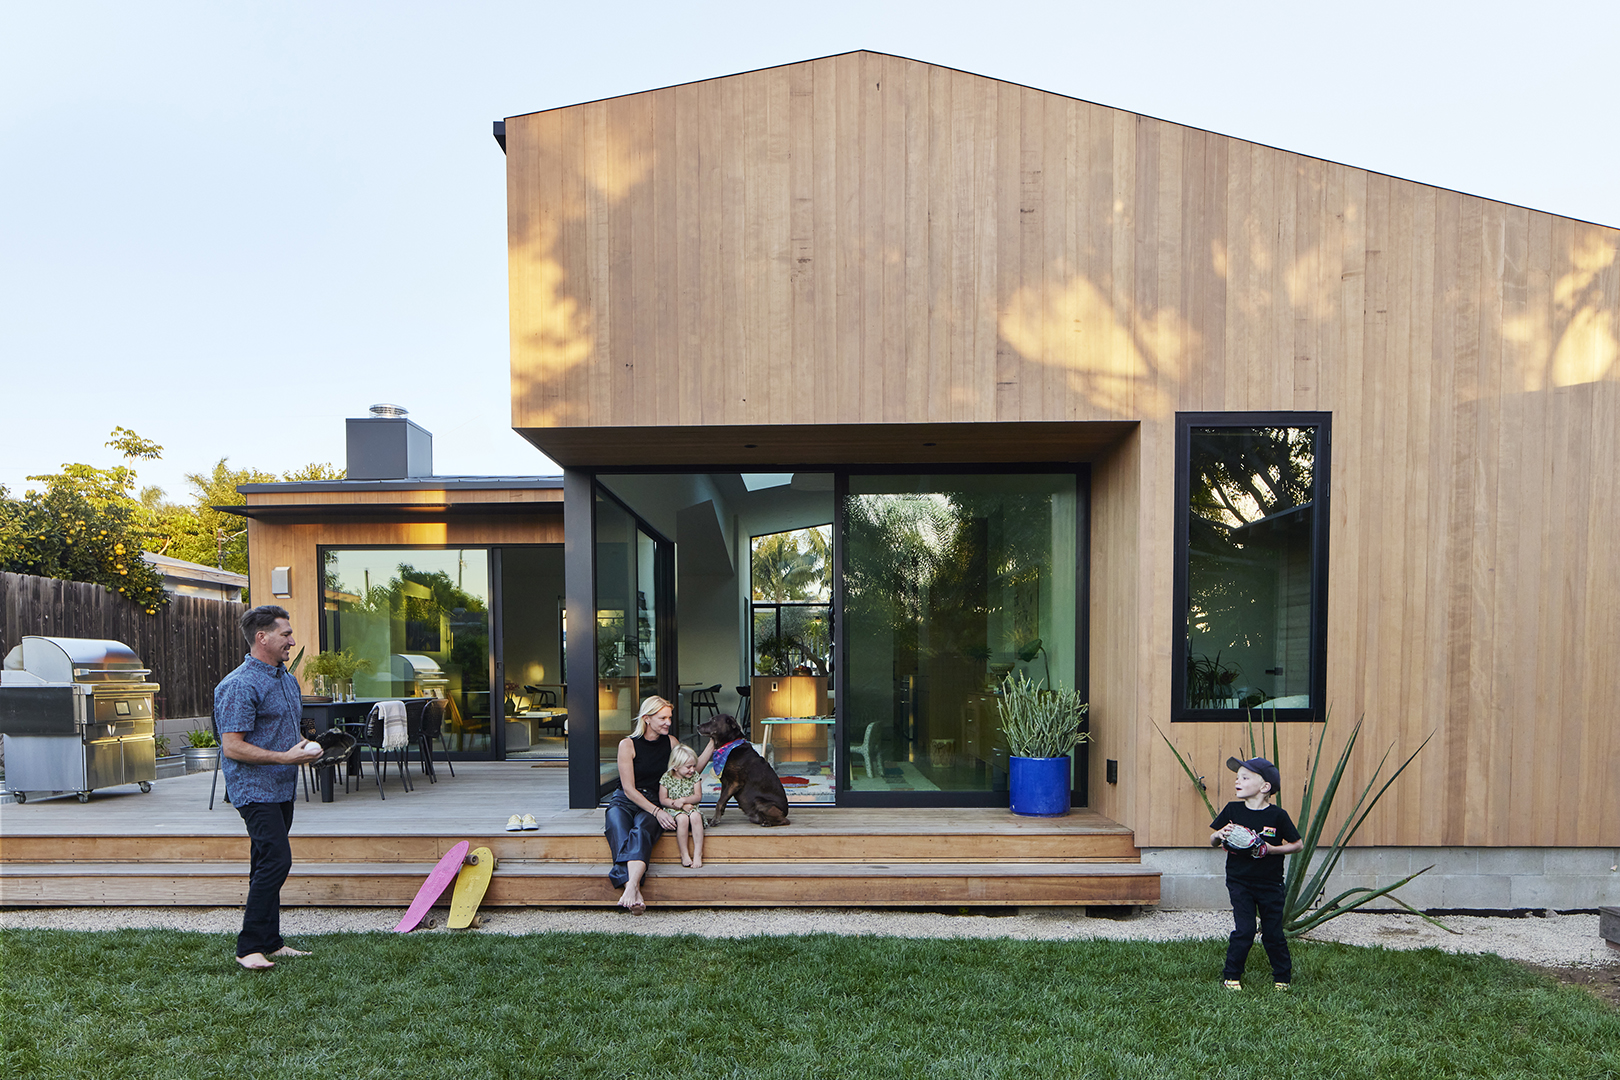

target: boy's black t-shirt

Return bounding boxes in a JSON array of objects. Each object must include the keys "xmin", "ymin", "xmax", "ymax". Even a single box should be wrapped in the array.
[{"xmin": 1210, "ymin": 801, "xmax": 1301, "ymax": 885}]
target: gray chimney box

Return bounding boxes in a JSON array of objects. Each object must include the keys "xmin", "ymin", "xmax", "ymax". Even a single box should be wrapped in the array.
[{"xmin": 346, "ymin": 409, "xmax": 433, "ymax": 479}]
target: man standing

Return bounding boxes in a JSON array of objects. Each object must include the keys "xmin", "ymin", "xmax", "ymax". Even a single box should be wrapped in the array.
[{"xmin": 214, "ymin": 604, "xmax": 321, "ymax": 970}]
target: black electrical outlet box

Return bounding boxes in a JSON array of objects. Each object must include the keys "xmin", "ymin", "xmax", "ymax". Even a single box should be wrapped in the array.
[{"xmin": 1106, "ymin": 759, "xmax": 1118, "ymax": 784}]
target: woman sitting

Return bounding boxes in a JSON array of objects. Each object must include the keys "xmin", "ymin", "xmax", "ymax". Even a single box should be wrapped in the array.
[{"xmin": 604, "ymin": 696, "xmax": 711, "ymax": 913}]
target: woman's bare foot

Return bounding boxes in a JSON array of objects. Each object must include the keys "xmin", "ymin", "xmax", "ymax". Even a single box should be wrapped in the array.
[
  {"xmin": 618, "ymin": 888, "xmax": 642, "ymax": 911},
  {"xmin": 691, "ymin": 858, "xmax": 703, "ymax": 869},
  {"xmin": 269, "ymin": 946, "xmax": 310, "ymax": 957},
  {"xmin": 236, "ymin": 953, "xmax": 275, "ymax": 970},
  {"xmin": 681, "ymin": 855, "xmax": 693, "ymax": 867}
]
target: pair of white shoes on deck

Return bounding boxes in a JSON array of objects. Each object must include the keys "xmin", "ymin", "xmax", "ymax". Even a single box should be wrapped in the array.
[{"xmin": 505, "ymin": 813, "xmax": 539, "ymax": 832}]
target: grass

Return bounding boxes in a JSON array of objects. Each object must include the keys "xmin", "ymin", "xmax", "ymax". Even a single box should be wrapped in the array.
[{"xmin": 2, "ymin": 929, "xmax": 1617, "ymax": 1080}]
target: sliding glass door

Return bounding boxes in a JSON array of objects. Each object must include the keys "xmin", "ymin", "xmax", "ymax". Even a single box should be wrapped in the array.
[{"xmin": 839, "ymin": 473, "xmax": 1082, "ymax": 804}]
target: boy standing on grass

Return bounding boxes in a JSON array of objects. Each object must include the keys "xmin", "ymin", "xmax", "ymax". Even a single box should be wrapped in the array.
[{"xmin": 1210, "ymin": 756, "xmax": 1303, "ymax": 990}]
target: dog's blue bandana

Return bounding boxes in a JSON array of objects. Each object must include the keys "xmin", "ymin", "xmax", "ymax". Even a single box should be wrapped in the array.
[{"xmin": 709, "ymin": 738, "xmax": 746, "ymax": 774}]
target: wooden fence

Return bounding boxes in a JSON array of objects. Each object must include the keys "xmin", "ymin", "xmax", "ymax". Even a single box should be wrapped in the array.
[{"xmin": 0, "ymin": 572, "xmax": 245, "ymax": 719}]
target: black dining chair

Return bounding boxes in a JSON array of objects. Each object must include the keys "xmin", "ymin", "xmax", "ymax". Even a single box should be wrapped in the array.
[
  {"xmin": 359, "ymin": 702, "xmax": 418, "ymax": 799},
  {"xmin": 690, "ymin": 685, "xmax": 721, "ymax": 727},
  {"xmin": 417, "ymin": 697, "xmax": 455, "ymax": 780}
]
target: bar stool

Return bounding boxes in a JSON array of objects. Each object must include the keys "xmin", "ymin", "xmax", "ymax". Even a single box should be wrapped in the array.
[
  {"xmin": 689, "ymin": 684, "xmax": 721, "ymax": 727},
  {"xmin": 734, "ymin": 685, "xmax": 751, "ymax": 736}
]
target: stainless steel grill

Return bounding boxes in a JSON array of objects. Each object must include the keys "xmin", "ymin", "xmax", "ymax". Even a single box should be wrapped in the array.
[{"xmin": 0, "ymin": 636, "xmax": 160, "ymax": 803}]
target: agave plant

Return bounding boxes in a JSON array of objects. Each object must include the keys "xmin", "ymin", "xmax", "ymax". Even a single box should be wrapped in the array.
[{"xmin": 1156, "ymin": 709, "xmax": 1451, "ymax": 936}]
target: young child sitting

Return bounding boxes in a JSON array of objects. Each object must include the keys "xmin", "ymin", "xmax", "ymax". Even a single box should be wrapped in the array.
[
  {"xmin": 658, "ymin": 744, "xmax": 705, "ymax": 868},
  {"xmin": 1210, "ymin": 756, "xmax": 1304, "ymax": 990}
]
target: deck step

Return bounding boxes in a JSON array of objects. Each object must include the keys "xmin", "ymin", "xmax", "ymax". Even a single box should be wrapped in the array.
[
  {"xmin": 0, "ymin": 860, "xmax": 1161, "ymax": 908},
  {"xmin": 0, "ymin": 829, "xmax": 1142, "ymax": 866}
]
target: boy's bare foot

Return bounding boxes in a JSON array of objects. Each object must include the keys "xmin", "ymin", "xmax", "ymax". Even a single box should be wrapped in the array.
[
  {"xmin": 237, "ymin": 953, "xmax": 275, "ymax": 970},
  {"xmin": 269, "ymin": 946, "xmax": 310, "ymax": 957}
]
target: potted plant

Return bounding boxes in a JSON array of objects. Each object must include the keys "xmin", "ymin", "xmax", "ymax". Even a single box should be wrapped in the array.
[
  {"xmin": 154, "ymin": 734, "xmax": 185, "ymax": 779},
  {"xmin": 303, "ymin": 649, "xmax": 372, "ymax": 701},
  {"xmin": 996, "ymin": 671, "xmax": 1089, "ymax": 816},
  {"xmin": 182, "ymin": 726, "xmax": 220, "ymax": 773}
]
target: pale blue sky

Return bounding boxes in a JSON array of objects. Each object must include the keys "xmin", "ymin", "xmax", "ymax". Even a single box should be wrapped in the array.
[{"xmin": 3, "ymin": 0, "xmax": 1616, "ymax": 500}]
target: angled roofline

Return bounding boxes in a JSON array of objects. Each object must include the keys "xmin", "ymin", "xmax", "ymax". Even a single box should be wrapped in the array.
[{"xmin": 496, "ymin": 48, "xmax": 1616, "ymax": 231}]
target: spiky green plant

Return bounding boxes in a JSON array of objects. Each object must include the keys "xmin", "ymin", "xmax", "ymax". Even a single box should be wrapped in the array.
[
  {"xmin": 1156, "ymin": 709, "xmax": 1449, "ymax": 936},
  {"xmin": 996, "ymin": 672, "xmax": 1088, "ymax": 759}
]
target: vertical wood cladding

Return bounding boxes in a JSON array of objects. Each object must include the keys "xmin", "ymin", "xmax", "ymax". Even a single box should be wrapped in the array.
[{"xmin": 507, "ymin": 52, "xmax": 1620, "ymax": 847}]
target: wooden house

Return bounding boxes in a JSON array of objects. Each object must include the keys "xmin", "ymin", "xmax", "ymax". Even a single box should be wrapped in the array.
[{"xmin": 490, "ymin": 51, "xmax": 1617, "ymax": 907}]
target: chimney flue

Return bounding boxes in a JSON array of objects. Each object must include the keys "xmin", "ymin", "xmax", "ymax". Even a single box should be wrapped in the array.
[{"xmin": 346, "ymin": 405, "xmax": 432, "ymax": 480}]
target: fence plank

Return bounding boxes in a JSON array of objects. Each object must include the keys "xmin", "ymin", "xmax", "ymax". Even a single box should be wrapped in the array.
[{"xmin": 0, "ymin": 572, "xmax": 243, "ymax": 719}]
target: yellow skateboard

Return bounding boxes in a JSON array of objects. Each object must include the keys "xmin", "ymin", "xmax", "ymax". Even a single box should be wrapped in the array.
[{"xmin": 447, "ymin": 846, "xmax": 496, "ymax": 929}]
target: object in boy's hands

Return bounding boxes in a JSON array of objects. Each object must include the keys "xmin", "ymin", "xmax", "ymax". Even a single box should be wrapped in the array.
[{"xmin": 1223, "ymin": 824, "xmax": 1265, "ymax": 854}]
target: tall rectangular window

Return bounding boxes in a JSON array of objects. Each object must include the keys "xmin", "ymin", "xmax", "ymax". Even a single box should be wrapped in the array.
[{"xmin": 1173, "ymin": 415, "xmax": 1330, "ymax": 720}]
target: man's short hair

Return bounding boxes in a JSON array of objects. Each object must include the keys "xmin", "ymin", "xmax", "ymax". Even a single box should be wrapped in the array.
[{"xmin": 240, "ymin": 605, "xmax": 291, "ymax": 646}]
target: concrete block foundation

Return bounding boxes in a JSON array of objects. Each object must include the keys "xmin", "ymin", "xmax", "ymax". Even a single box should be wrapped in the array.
[{"xmin": 1143, "ymin": 847, "xmax": 1620, "ymax": 912}]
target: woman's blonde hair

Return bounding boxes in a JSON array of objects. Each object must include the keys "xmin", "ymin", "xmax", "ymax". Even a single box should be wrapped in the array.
[
  {"xmin": 661, "ymin": 743, "xmax": 698, "ymax": 787},
  {"xmin": 629, "ymin": 695, "xmax": 674, "ymax": 739}
]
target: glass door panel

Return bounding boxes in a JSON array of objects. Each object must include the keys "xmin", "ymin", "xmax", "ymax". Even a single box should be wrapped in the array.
[
  {"xmin": 498, "ymin": 546, "xmax": 566, "ymax": 760},
  {"xmin": 321, "ymin": 548, "xmax": 493, "ymax": 755},
  {"xmin": 841, "ymin": 474, "xmax": 1078, "ymax": 798},
  {"xmin": 595, "ymin": 493, "xmax": 640, "ymax": 786}
]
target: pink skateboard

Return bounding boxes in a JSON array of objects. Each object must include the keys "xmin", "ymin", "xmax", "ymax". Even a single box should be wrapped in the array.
[{"xmin": 394, "ymin": 840, "xmax": 471, "ymax": 932}]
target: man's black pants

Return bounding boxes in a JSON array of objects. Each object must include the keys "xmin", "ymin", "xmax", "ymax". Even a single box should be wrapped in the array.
[
  {"xmin": 236, "ymin": 800, "xmax": 295, "ymax": 958},
  {"xmin": 1224, "ymin": 878, "xmax": 1292, "ymax": 983}
]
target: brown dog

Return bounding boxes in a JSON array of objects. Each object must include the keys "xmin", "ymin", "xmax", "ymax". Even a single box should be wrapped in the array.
[{"xmin": 697, "ymin": 713, "xmax": 790, "ymax": 827}]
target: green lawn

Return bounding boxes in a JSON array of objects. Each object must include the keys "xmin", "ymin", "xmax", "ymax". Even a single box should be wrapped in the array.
[{"xmin": 2, "ymin": 929, "xmax": 1616, "ymax": 1080}]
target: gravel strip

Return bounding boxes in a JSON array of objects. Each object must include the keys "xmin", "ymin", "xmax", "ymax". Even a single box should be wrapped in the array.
[{"xmin": 2, "ymin": 906, "xmax": 1613, "ymax": 967}]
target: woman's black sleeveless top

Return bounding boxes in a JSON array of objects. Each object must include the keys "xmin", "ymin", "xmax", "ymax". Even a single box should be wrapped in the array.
[{"xmin": 630, "ymin": 734, "xmax": 673, "ymax": 796}]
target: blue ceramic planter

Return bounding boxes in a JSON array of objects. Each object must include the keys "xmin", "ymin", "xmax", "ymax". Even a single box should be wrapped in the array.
[{"xmin": 1009, "ymin": 755, "xmax": 1071, "ymax": 816}]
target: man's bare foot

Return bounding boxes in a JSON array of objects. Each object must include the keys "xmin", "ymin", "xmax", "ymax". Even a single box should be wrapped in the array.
[
  {"xmin": 269, "ymin": 946, "xmax": 310, "ymax": 957},
  {"xmin": 237, "ymin": 953, "xmax": 275, "ymax": 970}
]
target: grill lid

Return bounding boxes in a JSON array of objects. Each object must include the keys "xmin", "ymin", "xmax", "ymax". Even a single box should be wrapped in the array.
[{"xmin": 8, "ymin": 637, "xmax": 151, "ymax": 684}]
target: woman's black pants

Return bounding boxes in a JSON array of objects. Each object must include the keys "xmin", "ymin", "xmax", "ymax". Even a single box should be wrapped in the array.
[{"xmin": 604, "ymin": 790, "xmax": 662, "ymax": 888}]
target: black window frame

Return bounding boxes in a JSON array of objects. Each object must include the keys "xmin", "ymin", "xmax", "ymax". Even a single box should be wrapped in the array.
[{"xmin": 1171, "ymin": 412, "xmax": 1331, "ymax": 723}]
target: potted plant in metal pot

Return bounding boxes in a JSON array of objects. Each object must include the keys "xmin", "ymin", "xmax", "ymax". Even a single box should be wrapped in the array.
[
  {"xmin": 182, "ymin": 726, "xmax": 220, "ymax": 773},
  {"xmin": 997, "ymin": 671, "xmax": 1088, "ymax": 816}
]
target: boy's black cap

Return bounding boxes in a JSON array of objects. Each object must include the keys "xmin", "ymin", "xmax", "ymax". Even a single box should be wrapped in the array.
[{"xmin": 1227, "ymin": 756, "xmax": 1281, "ymax": 795}]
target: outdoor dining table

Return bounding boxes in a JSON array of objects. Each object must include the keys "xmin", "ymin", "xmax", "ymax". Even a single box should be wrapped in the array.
[{"xmin": 300, "ymin": 697, "xmax": 429, "ymax": 802}]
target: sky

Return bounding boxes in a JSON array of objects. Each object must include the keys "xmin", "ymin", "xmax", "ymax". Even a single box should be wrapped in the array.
[{"xmin": 3, "ymin": 0, "xmax": 1617, "ymax": 501}]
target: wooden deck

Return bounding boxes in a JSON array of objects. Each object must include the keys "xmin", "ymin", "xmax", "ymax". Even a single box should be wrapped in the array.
[{"xmin": 0, "ymin": 763, "xmax": 1159, "ymax": 908}]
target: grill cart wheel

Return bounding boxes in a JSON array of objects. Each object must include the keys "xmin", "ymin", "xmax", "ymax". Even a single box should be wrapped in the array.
[
  {"xmin": 77, "ymin": 793, "xmax": 89, "ymax": 803},
  {"xmin": 139, "ymin": 781, "xmax": 152, "ymax": 793},
  {"xmin": 13, "ymin": 792, "xmax": 25, "ymax": 804}
]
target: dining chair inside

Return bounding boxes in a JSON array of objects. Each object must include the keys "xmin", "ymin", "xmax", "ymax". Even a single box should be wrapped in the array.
[
  {"xmin": 690, "ymin": 684, "xmax": 721, "ymax": 727},
  {"xmin": 734, "ymin": 686, "xmax": 751, "ymax": 736}
]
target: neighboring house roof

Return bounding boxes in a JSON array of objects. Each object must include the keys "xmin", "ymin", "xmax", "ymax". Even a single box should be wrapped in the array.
[{"xmin": 140, "ymin": 552, "xmax": 249, "ymax": 595}]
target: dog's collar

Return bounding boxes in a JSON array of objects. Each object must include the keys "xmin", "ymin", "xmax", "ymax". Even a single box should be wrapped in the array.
[{"xmin": 709, "ymin": 738, "xmax": 746, "ymax": 774}]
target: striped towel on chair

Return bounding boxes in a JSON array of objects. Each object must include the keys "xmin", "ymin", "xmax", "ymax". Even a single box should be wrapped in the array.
[{"xmin": 375, "ymin": 699, "xmax": 408, "ymax": 750}]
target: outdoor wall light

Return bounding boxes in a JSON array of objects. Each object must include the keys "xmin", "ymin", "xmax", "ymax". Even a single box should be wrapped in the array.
[{"xmin": 270, "ymin": 566, "xmax": 291, "ymax": 598}]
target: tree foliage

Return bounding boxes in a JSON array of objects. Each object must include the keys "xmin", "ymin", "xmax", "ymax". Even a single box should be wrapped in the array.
[{"xmin": 0, "ymin": 426, "xmax": 342, "ymax": 613}]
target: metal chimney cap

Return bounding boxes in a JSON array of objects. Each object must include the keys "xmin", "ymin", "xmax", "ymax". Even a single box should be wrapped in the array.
[{"xmin": 368, "ymin": 403, "xmax": 408, "ymax": 418}]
